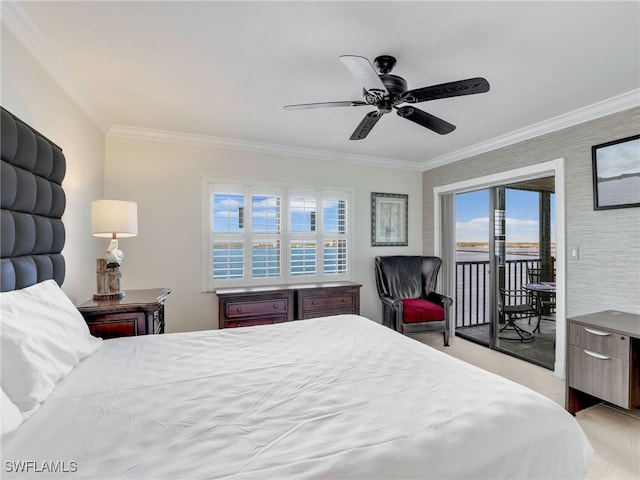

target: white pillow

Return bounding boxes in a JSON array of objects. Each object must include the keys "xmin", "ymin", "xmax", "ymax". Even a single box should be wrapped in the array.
[
  {"xmin": 1, "ymin": 388, "xmax": 23, "ymax": 436},
  {"xmin": 0, "ymin": 279, "xmax": 103, "ymax": 414}
]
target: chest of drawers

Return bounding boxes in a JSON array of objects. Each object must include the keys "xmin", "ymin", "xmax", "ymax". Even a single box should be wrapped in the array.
[
  {"xmin": 566, "ymin": 310, "xmax": 640, "ymax": 414},
  {"xmin": 216, "ymin": 282, "xmax": 361, "ymax": 328}
]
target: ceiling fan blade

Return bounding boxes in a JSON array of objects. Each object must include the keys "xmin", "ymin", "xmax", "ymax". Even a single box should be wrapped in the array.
[
  {"xmin": 339, "ymin": 55, "xmax": 389, "ymax": 97},
  {"xmin": 396, "ymin": 106, "xmax": 456, "ymax": 135},
  {"xmin": 350, "ymin": 111, "xmax": 382, "ymax": 140},
  {"xmin": 402, "ymin": 77, "xmax": 490, "ymax": 103},
  {"xmin": 284, "ymin": 101, "xmax": 367, "ymax": 111}
]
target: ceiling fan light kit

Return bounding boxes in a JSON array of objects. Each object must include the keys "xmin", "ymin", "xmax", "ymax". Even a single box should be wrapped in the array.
[{"xmin": 284, "ymin": 55, "xmax": 490, "ymax": 140}]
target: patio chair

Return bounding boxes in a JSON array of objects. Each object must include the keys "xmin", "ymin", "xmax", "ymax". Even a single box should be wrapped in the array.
[
  {"xmin": 374, "ymin": 256, "xmax": 452, "ymax": 346},
  {"xmin": 498, "ymin": 288, "xmax": 536, "ymax": 342},
  {"xmin": 527, "ymin": 267, "xmax": 542, "ymax": 283},
  {"xmin": 533, "ymin": 291, "xmax": 556, "ymax": 334},
  {"xmin": 526, "ymin": 267, "xmax": 555, "ymax": 325}
]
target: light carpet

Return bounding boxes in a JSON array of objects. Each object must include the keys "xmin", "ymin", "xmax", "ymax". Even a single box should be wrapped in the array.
[{"xmin": 411, "ymin": 332, "xmax": 640, "ymax": 480}]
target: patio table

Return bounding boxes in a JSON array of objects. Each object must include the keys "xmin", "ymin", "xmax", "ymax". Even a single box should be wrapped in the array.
[{"xmin": 524, "ymin": 282, "xmax": 556, "ymax": 333}]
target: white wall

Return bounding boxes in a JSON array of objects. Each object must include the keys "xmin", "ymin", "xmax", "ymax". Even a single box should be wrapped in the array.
[
  {"xmin": 1, "ymin": 29, "xmax": 106, "ymax": 304},
  {"xmin": 104, "ymin": 136, "xmax": 423, "ymax": 332}
]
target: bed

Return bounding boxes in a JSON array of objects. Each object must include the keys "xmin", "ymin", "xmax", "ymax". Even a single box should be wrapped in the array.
[{"xmin": 1, "ymin": 107, "xmax": 592, "ymax": 479}]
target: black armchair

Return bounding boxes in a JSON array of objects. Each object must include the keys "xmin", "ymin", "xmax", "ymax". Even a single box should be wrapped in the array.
[{"xmin": 374, "ymin": 256, "xmax": 452, "ymax": 346}]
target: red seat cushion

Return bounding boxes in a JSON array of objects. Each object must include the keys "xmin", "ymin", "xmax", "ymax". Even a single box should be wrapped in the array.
[{"xmin": 401, "ymin": 298, "xmax": 445, "ymax": 323}]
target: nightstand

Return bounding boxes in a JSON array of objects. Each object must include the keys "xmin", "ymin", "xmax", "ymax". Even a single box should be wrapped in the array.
[
  {"xmin": 77, "ymin": 288, "xmax": 171, "ymax": 339},
  {"xmin": 567, "ymin": 310, "xmax": 640, "ymax": 414}
]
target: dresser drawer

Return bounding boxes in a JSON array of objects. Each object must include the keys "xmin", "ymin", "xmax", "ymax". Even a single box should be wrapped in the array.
[
  {"xmin": 225, "ymin": 317, "xmax": 287, "ymax": 328},
  {"xmin": 296, "ymin": 284, "xmax": 361, "ymax": 319},
  {"xmin": 569, "ymin": 323, "xmax": 629, "ymax": 358},
  {"xmin": 225, "ymin": 299, "xmax": 289, "ymax": 318},
  {"xmin": 568, "ymin": 345, "xmax": 630, "ymax": 408},
  {"xmin": 299, "ymin": 306, "xmax": 356, "ymax": 320},
  {"xmin": 303, "ymin": 294, "xmax": 354, "ymax": 310}
]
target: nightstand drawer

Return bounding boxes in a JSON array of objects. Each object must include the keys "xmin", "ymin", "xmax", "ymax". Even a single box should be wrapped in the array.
[
  {"xmin": 569, "ymin": 323, "xmax": 628, "ymax": 358},
  {"xmin": 88, "ymin": 321, "xmax": 137, "ymax": 339},
  {"xmin": 225, "ymin": 299, "xmax": 289, "ymax": 318},
  {"xmin": 568, "ymin": 345, "xmax": 630, "ymax": 408},
  {"xmin": 85, "ymin": 312, "xmax": 145, "ymax": 339}
]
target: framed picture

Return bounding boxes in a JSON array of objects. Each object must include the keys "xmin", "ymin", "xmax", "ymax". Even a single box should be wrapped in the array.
[
  {"xmin": 592, "ymin": 134, "xmax": 640, "ymax": 210},
  {"xmin": 371, "ymin": 192, "xmax": 408, "ymax": 246}
]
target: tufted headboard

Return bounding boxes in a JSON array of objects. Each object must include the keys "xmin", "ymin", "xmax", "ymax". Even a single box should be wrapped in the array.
[{"xmin": 1, "ymin": 107, "xmax": 66, "ymax": 291}]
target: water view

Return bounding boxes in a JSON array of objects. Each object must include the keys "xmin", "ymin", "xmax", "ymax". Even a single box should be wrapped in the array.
[
  {"xmin": 214, "ymin": 246, "xmax": 346, "ymax": 280},
  {"xmin": 456, "ymin": 242, "xmax": 554, "ymax": 262}
]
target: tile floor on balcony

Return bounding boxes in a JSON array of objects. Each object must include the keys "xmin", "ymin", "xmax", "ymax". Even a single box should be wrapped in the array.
[{"xmin": 455, "ymin": 315, "xmax": 556, "ymax": 369}]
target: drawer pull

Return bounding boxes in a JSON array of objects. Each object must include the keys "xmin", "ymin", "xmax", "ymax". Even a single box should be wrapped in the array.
[
  {"xmin": 341, "ymin": 297, "xmax": 347, "ymax": 303},
  {"xmin": 312, "ymin": 300, "xmax": 317, "ymax": 305},
  {"xmin": 236, "ymin": 307, "xmax": 242, "ymax": 313},
  {"xmin": 584, "ymin": 327, "xmax": 610, "ymax": 337},
  {"xmin": 272, "ymin": 304, "xmax": 279, "ymax": 309},
  {"xmin": 583, "ymin": 349, "xmax": 611, "ymax": 360}
]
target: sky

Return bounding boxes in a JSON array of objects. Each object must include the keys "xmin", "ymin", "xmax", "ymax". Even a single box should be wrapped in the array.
[{"xmin": 456, "ymin": 188, "xmax": 556, "ymax": 243}]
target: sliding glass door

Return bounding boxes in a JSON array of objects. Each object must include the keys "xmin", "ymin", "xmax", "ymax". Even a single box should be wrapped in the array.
[{"xmin": 454, "ymin": 179, "xmax": 556, "ymax": 369}]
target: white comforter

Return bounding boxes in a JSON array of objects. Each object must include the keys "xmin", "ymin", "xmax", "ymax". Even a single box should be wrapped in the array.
[{"xmin": 2, "ymin": 315, "xmax": 592, "ymax": 479}]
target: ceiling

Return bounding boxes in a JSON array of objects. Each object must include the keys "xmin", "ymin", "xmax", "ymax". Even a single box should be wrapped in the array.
[{"xmin": 4, "ymin": 1, "xmax": 639, "ymax": 170}]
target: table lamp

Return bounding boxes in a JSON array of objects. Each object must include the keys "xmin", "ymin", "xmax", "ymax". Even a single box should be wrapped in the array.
[{"xmin": 91, "ymin": 199, "xmax": 138, "ymax": 299}]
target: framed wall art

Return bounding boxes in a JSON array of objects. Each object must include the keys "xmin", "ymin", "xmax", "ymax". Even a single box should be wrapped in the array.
[
  {"xmin": 371, "ymin": 192, "xmax": 408, "ymax": 246},
  {"xmin": 592, "ymin": 134, "xmax": 640, "ymax": 210}
]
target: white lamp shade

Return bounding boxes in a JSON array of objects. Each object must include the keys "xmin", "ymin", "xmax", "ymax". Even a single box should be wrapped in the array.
[{"xmin": 91, "ymin": 200, "xmax": 138, "ymax": 238}]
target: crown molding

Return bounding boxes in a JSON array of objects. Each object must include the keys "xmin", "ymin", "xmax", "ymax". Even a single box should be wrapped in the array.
[
  {"xmin": 108, "ymin": 125, "xmax": 420, "ymax": 170},
  {"xmin": 421, "ymin": 89, "xmax": 640, "ymax": 171},
  {"xmin": 1, "ymin": 1, "xmax": 111, "ymax": 132}
]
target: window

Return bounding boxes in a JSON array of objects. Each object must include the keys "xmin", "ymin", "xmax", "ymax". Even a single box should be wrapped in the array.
[{"xmin": 203, "ymin": 181, "xmax": 352, "ymax": 290}]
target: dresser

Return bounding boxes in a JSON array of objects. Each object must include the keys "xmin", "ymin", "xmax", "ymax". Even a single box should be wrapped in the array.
[
  {"xmin": 566, "ymin": 310, "xmax": 640, "ymax": 414},
  {"xmin": 216, "ymin": 282, "xmax": 361, "ymax": 328},
  {"xmin": 77, "ymin": 288, "xmax": 171, "ymax": 339}
]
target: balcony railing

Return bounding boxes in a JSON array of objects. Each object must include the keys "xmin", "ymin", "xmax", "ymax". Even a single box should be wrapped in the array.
[{"xmin": 456, "ymin": 259, "xmax": 542, "ymax": 328}]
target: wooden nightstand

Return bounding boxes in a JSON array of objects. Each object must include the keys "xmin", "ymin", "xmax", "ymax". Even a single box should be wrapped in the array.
[{"xmin": 77, "ymin": 288, "xmax": 171, "ymax": 339}]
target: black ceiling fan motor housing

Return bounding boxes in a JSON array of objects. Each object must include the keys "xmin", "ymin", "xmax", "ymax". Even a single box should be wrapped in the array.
[
  {"xmin": 363, "ymin": 74, "xmax": 408, "ymax": 104},
  {"xmin": 374, "ymin": 55, "xmax": 397, "ymax": 74}
]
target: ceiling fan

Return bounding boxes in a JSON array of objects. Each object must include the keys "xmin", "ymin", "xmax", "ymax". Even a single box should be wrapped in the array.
[{"xmin": 284, "ymin": 55, "xmax": 490, "ymax": 140}]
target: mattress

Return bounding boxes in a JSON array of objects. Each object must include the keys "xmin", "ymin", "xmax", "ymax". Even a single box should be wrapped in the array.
[{"xmin": 1, "ymin": 315, "xmax": 592, "ymax": 479}]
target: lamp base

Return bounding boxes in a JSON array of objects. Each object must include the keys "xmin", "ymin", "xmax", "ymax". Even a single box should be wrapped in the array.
[
  {"xmin": 93, "ymin": 291, "xmax": 126, "ymax": 300},
  {"xmin": 95, "ymin": 258, "xmax": 124, "ymax": 299}
]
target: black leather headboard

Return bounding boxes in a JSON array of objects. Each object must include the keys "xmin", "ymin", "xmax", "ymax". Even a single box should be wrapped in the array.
[{"xmin": 1, "ymin": 107, "xmax": 66, "ymax": 291}]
